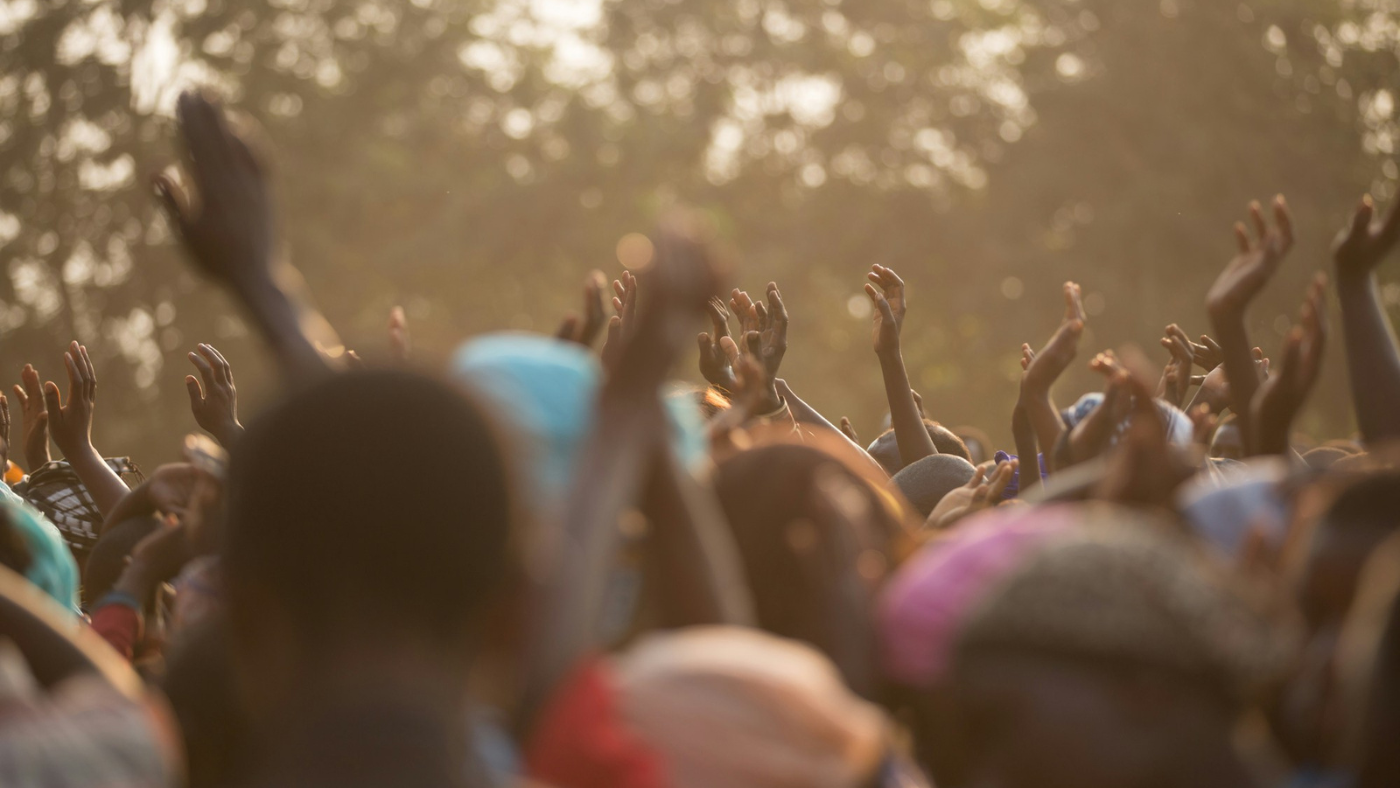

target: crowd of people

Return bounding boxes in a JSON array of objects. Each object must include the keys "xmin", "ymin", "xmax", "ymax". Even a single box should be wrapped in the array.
[{"xmin": 0, "ymin": 89, "xmax": 1398, "ymax": 788}]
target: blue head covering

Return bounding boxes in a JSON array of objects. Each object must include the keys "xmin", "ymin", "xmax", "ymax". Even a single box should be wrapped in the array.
[
  {"xmin": 449, "ymin": 333, "xmax": 706, "ymax": 515},
  {"xmin": 0, "ymin": 484, "xmax": 79, "ymax": 613}
]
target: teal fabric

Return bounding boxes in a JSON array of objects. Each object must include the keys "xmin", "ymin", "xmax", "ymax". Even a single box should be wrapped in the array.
[
  {"xmin": 0, "ymin": 483, "xmax": 80, "ymax": 613},
  {"xmin": 449, "ymin": 333, "xmax": 706, "ymax": 515}
]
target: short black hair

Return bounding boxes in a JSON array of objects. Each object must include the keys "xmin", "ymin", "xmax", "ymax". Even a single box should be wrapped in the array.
[
  {"xmin": 223, "ymin": 370, "xmax": 514, "ymax": 650},
  {"xmin": 81, "ymin": 515, "xmax": 160, "ymax": 609},
  {"xmin": 868, "ymin": 420, "xmax": 972, "ymax": 475}
]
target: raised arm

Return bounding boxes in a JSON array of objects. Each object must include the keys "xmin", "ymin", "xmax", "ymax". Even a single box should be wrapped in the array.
[
  {"xmin": 866, "ymin": 265, "xmax": 936, "ymax": 465},
  {"xmin": 1021, "ymin": 282, "xmax": 1087, "ymax": 470},
  {"xmin": 1250, "ymin": 275, "xmax": 1328, "ymax": 456},
  {"xmin": 155, "ymin": 91, "xmax": 335, "ymax": 387},
  {"xmin": 1331, "ymin": 195, "xmax": 1400, "ymax": 444},
  {"xmin": 1205, "ymin": 196, "xmax": 1293, "ymax": 454},
  {"xmin": 43, "ymin": 343, "xmax": 129, "ymax": 517}
]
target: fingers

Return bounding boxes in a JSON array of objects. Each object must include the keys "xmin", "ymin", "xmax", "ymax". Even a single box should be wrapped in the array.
[
  {"xmin": 11, "ymin": 384, "xmax": 24, "ymax": 411},
  {"xmin": 967, "ymin": 462, "xmax": 992, "ymax": 488},
  {"xmin": 1273, "ymin": 194, "xmax": 1293, "ymax": 250},
  {"xmin": 185, "ymin": 374, "xmax": 205, "ymax": 409},
  {"xmin": 1234, "ymin": 222, "xmax": 1251, "ymax": 254},
  {"xmin": 151, "ymin": 173, "xmax": 192, "ymax": 232},
  {"xmin": 719, "ymin": 334, "xmax": 741, "ymax": 365},
  {"xmin": 1063, "ymin": 281, "xmax": 1085, "ymax": 323},
  {"xmin": 766, "ymin": 282, "xmax": 788, "ymax": 328},
  {"xmin": 985, "ymin": 459, "xmax": 1017, "ymax": 503},
  {"xmin": 42, "ymin": 381, "xmax": 62, "ymax": 420},
  {"xmin": 201, "ymin": 343, "xmax": 234, "ymax": 384},
  {"xmin": 79, "ymin": 344, "xmax": 96, "ymax": 400},
  {"xmin": 1350, "ymin": 195, "xmax": 1375, "ymax": 244},
  {"xmin": 63, "ymin": 348, "xmax": 82, "ymax": 402},
  {"xmin": 1248, "ymin": 200, "xmax": 1267, "ymax": 245},
  {"xmin": 753, "ymin": 300, "xmax": 769, "ymax": 328},
  {"xmin": 839, "ymin": 417, "xmax": 860, "ymax": 444},
  {"xmin": 555, "ymin": 314, "xmax": 580, "ymax": 341},
  {"xmin": 20, "ymin": 364, "xmax": 43, "ymax": 409},
  {"xmin": 706, "ymin": 297, "xmax": 731, "ymax": 338},
  {"xmin": 1, "ymin": 393, "xmax": 10, "ymax": 439},
  {"xmin": 865, "ymin": 283, "xmax": 896, "ymax": 323},
  {"xmin": 743, "ymin": 330, "xmax": 762, "ymax": 358},
  {"xmin": 911, "ymin": 388, "xmax": 925, "ymax": 416},
  {"xmin": 189, "ymin": 348, "xmax": 218, "ymax": 392}
]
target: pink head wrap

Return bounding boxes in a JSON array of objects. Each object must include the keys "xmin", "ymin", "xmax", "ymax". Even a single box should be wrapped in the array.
[{"xmin": 877, "ymin": 505, "xmax": 1075, "ymax": 688}]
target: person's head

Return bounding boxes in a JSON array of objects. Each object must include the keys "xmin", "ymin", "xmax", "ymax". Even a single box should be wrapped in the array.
[
  {"xmin": 81, "ymin": 515, "xmax": 160, "ymax": 610},
  {"xmin": 1271, "ymin": 473, "xmax": 1400, "ymax": 766},
  {"xmin": 222, "ymin": 370, "xmax": 516, "ymax": 714},
  {"xmin": 0, "ymin": 495, "xmax": 79, "ymax": 613},
  {"xmin": 890, "ymin": 454, "xmax": 977, "ymax": 518},
  {"xmin": 877, "ymin": 504, "xmax": 1076, "ymax": 786},
  {"xmin": 951, "ymin": 520, "xmax": 1283, "ymax": 788},
  {"xmin": 867, "ymin": 420, "xmax": 971, "ymax": 475},
  {"xmin": 714, "ymin": 439, "xmax": 912, "ymax": 695},
  {"xmin": 951, "ymin": 426, "xmax": 993, "ymax": 465}
]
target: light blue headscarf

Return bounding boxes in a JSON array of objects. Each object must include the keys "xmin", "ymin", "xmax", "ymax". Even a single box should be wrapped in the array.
[
  {"xmin": 0, "ymin": 483, "xmax": 80, "ymax": 613},
  {"xmin": 449, "ymin": 333, "xmax": 706, "ymax": 517}
]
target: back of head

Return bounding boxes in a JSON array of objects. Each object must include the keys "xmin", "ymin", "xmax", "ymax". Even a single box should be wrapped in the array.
[
  {"xmin": 82, "ymin": 516, "xmax": 160, "ymax": 609},
  {"xmin": 161, "ymin": 616, "xmax": 253, "ymax": 788},
  {"xmin": 954, "ymin": 515, "xmax": 1286, "ymax": 707},
  {"xmin": 224, "ymin": 370, "xmax": 514, "ymax": 652},
  {"xmin": 891, "ymin": 454, "xmax": 977, "ymax": 518},
  {"xmin": 867, "ymin": 421, "xmax": 971, "ymax": 475},
  {"xmin": 714, "ymin": 443, "xmax": 898, "ymax": 668}
]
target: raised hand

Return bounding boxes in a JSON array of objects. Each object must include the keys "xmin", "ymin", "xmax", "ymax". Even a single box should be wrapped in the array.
[
  {"xmin": 1191, "ymin": 334, "xmax": 1224, "ymax": 372},
  {"xmin": 1095, "ymin": 367, "xmax": 1195, "ymax": 506},
  {"xmin": 1022, "ymin": 282, "xmax": 1085, "ymax": 394},
  {"xmin": 1157, "ymin": 324, "xmax": 1195, "ymax": 408},
  {"xmin": 556, "ymin": 272, "xmax": 607, "ymax": 349},
  {"xmin": 754, "ymin": 282, "xmax": 789, "ymax": 378},
  {"xmin": 1251, "ymin": 274, "xmax": 1328, "ymax": 456},
  {"xmin": 1021, "ymin": 282, "xmax": 1085, "ymax": 469},
  {"xmin": 42, "ymin": 342, "xmax": 96, "ymax": 459},
  {"xmin": 1333, "ymin": 194, "xmax": 1400, "ymax": 280},
  {"xmin": 866, "ymin": 264, "xmax": 906, "ymax": 334},
  {"xmin": 839, "ymin": 417, "xmax": 860, "ymax": 444},
  {"xmin": 697, "ymin": 297, "xmax": 739, "ymax": 392},
  {"xmin": 388, "ymin": 306, "xmax": 412, "ymax": 362},
  {"xmin": 154, "ymin": 92, "xmax": 274, "ymax": 289},
  {"xmin": 612, "ymin": 270, "xmax": 638, "ymax": 330},
  {"xmin": 866, "ymin": 276, "xmax": 935, "ymax": 465},
  {"xmin": 11, "ymin": 364, "xmax": 49, "ymax": 469},
  {"xmin": 866, "ymin": 282, "xmax": 900, "ymax": 356},
  {"xmin": 1207, "ymin": 196, "xmax": 1293, "ymax": 453},
  {"xmin": 1331, "ymin": 194, "xmax": 1400, "ymax": 444},
  {"xmin": 41, "ymin": 343, "xmax": 129, "ymax": 517},
  {"xmin": 1206, "ymin": 196, "xmax": 1294, "ymax": 318},
  {"xmin": 185, "ymin": 344, "xmax": 242, "ymax": 447}
]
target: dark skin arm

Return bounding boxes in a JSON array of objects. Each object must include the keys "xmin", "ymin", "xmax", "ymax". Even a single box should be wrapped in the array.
[
  {"xmin": 1331, "ymin": 195, "xmax": 1400, "ymax": 444},
  {"xmin": 155, "ymin": 91, "xmax": 335, "ymax": 387},
  {"xmin": 1251, "ymin": 275, "xmax": 1328, "ymax": 456},
  {"xmin": 774, "ymin": 378, "xmax": 888, "ymax": 478},
  {"xmin": 1206, "ymin": 196, "xmax": 1293, "ymax": 454},
  {"xmin": 516, "ymin": 211, "xmax": 738, "ymax": 738},
  {"xmin": 1021, "ymin": 282, "xmax": 1086, "ymax": 471},
  {"xmin": 43, "ymin": 342, "xmax": 129, "ymax": 517},
  {"xmin": 1012, "ymin": 346, "xmax": 1041, "ymax": 496},
  {"xmin": 867, "ymin": 269, "xmax": 936, "ymax": 466},
  {"xmin": 13, "ymin": 364, "xmax": 50, "ymax": 470}
]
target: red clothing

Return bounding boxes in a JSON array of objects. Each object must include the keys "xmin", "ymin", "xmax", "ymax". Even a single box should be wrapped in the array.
[
  {"xmin": 525, "ymin": 657, "xmax": 668, "ymax": 788},
  {"xmin": 89, "ymin": 604, "xmax": 140, "ymax": 662}
]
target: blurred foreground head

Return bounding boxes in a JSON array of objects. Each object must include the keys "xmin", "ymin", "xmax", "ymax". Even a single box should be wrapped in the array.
[
  {"xmin": 222, "ymin": 370, "xmax": 515, "ymax": 709},
  {"xmin": 951, "ymin": 515, "xmax": 1288, "ymax": 788}
]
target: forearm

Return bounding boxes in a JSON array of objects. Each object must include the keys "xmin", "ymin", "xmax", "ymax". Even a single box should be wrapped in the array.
[
  {"xmin": 877, "ymin": 346, "xmax": 936, "ymax": 465},
  {"xmin": 1012, "ymin": 401, "xmax": 1040, "ymax": 495},
  {"xmin": 64, "ymin": 444, "xmax": 130, "ymax": 519},
  {"xmin": 1336, "ymin": 273, "xmax": 1400, "ymax": 443},
  {"xmin": 1021, "ymin": 386, "xmax": 1064, "ymax": 471},
  {"xmin": 235, "ymin": 277, "xmax": 336, "ymax": 386},
  {"xmin": 1208, "ymin": 309, "xmax": 1260, "ymax": 450},
  {"xmin": 775, "ymin": 381, "xmax": 887, "ymax": 476},
  {"xmin": 515, "ymin": 401, "xmax": 659, "ymax": 736}
]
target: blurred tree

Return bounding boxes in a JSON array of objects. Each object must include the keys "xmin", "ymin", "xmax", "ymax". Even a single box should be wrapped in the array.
[{"xmin": 0, "ymin": 0, "xmax": 1395, "ymax": 463}]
